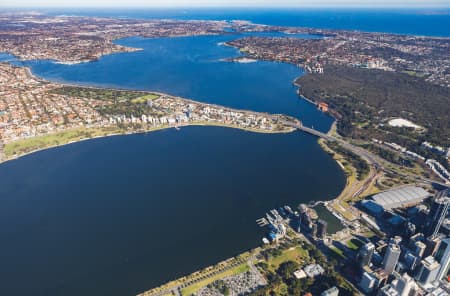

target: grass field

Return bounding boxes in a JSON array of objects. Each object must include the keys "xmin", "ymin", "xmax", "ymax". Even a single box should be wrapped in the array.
[
  {"xmin": 346, "ymin": 238, "xmax": 363, "ymax": 251},
  {"xmin": 181, "ymin": 263, "xmax": 250, "ymax": 296},
  {"xmin": 3, "ymin": 126, "xmax": 124, "ymax": 158},
  {"xmin": 330, "ymin": 246, "xmax": 346, "ymax": 260},
  {"xmin": 131, "ymin": 94, "xmax": 160, "ymax": 103},
  {"xmin": 267, "ymin": 246, "xmax": 308, "ymax": 273},
  {"xmin": 3, "ymin": 120, "xmax": 294, "ymax": 162}
]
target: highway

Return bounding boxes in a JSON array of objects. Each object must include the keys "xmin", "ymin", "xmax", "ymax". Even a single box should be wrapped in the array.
[
  {"xmin": 283, "ymin": 121, "xmax": 443, "ymax": 186},
  {"xmin": 282, "ymin": 121, "xmax": 383, "ymax": 169}
]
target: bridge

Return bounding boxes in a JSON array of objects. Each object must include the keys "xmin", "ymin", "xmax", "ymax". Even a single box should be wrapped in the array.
[
  {"xmin": 308, "ymin": 200, "xmax": 328, "ymax": 208},
  {"xmin": 282, "ymin": 120, "xmax": 383, "ymax": 169},
  {"xmin": 284, "ymin": 120, "xmax": 446, "ymax": 187}
]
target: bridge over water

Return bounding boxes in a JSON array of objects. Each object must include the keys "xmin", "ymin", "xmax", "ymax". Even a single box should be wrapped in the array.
[
  {"xmin": 282, "ymin": 120, "xmax": 383, "ymax": 169},
  {"xmin": 285, "ymin": 120, "xmax": 446, "ymax": 188}
]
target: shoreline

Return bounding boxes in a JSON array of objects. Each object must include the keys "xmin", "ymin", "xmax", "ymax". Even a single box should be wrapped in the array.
[
  {"xmin": 0, "ymin": 122, "xmax": 296, "ymax": 166},
  {"xmin": 2, "ymin": 57, "xmax": 349, "ymax": 207},
  {"xmin": 2, "ymin": 39, "xmax": 350, "ymax": 219},
  {"xmin": 1, "ymin": 39, "xmax": 354, "ymax": 296},
  {"xmin": 0, "ymin": 60, "xmax": 300, "ymax": 165}
]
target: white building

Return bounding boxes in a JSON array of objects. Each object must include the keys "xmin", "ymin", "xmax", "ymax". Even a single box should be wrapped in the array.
[
  {"xmin": 304, "ymin": 264, "xmax": 325, "ymax": 278},
  {"xmin": 382, "ymin": 244, "xmax": 401, "ymax": 275},
  {"xmin": 416, "ymin": 256, "xmax": 441, "ymax": 286},
  {"xmin": 321, "ymin": 286, "xmax": 339, "ymax": 296}
]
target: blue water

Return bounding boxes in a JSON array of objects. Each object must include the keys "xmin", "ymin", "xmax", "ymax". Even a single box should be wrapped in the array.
[
  {"xmin": 38, "ymin": 8, "xmax": 450, "ymax": 37},
  {"xmin": 22, "ymin": 32, "xmax": 331, "ymax": 131},
  {"xmin": 0, "ymin": 127, "xmax": 344, "ymax": 296},
  {"xmin": 0, "ymin": 52, "xmax": 17, "ymax": 62},
  {"xmin": 0, "ymin": 30, "xmax": 347, "ymax": 296},
  {"xmin": 0, "ymin": 8, "xmax": 447, "ymax": 296}
]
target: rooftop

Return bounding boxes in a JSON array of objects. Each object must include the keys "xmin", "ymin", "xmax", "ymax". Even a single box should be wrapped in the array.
[
  {"xmin": 304, "ymin": 264, "xmax": 325, "ymax": 278},
  {"xmin": 372, "ymin": 186, "xmax": 430, "ymax": 210}
]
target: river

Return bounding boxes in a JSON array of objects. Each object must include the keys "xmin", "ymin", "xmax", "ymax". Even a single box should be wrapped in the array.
[{"xmin": 0, "ymin": 31, "xmax": 346, "ymax": 295}]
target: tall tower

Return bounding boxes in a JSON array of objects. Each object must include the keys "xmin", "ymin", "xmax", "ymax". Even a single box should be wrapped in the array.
[
  {"xmin": 357, "ymin": 242, "xmax": 375, "ymax": 268},
  {"xmin": 317, "ymin": 219, "xmax": 327, "ymax": 239},
  {"xmin": 382, "ymin": 243, "xmax": 401, "ymax": 275},
  {"xmin": 396, "ymin": 273, "xmax": 415, "ymax": 296},
  {"xmin": 435, "ymin": 238, "xmax": 450, "ymax": 282},
  {"xmin": 414, "ymin": 241, "xmax": 426, "ymax": 258},
  {"xmin": 424, "ymin": 190, "xmax": 450, "ymax": 237},
  {"xmin": 415, "ymin": 256, "xmax": 441, "ymax": 285}
]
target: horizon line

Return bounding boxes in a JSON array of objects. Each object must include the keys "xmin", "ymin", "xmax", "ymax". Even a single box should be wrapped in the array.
[{"xmin": 2, "ymin": 5, "xmax": 450, "ymax": 9}]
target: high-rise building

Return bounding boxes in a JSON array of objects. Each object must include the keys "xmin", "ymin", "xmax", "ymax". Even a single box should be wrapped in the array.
[
  {"xmin": 424, "ymin": 235, "xmax": 441, "ymax": 258},
  {"xmin": 414, "ymin": 241, "xmax": 426, "ymax": 258},
  {"xmin": 395, "ymin": 273, "xmax": 415, "ymax": 296},
  {"xmin": 415, "ymin": 256, "xmax": 441, "ymax": 285},
  {"xmin": 311, "ymin": 222, "xmax": 317, "ymax": 238},
  {"xmin": 359, "ymin": 271, "xmax": 378, "ymax": 294},
  {"xmin": 404, "ymin": 251, "xmax": 420, "ymax": 271},
  {"xmin": 317, "ymin": 219, "xmax": 327, "ymax": 239},
  {"xmin": 382, "ymin": 244, "xmax": 401, "ymax": 275},
  {"xmin": 424, "ymin": 190, "xmax": 450, "ymax": 237},
  {"xmin": 378, "ymin": 275, "xmax": 416, "ymax": 296},
  {"xmin": 435, "ymin": 238, "xmax": 450, "ymax": 282},
  {"xmin": 391, "ymin": 236, "xmax": 403, "ymax": 245},
  {"xmin": 378, "ymin": 284, "xmax": 399, "ymax": 296},
  {"xmin": 358, "ymin": 242, "xmax": 375, "ymax": 268}
]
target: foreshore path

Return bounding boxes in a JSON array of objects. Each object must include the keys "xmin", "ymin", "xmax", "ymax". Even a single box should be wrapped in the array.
[{"xmin": 137, "ymin": 257, "xmax": 246, "ymax": 296}]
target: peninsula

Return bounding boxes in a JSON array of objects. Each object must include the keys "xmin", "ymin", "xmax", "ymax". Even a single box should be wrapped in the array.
[
  {"xmin": 1, "ymin": 11, "xmax": 450, "ymax": 296},
  {"xmin": 0, "ymin": 62, "xmax": 299, "ymax": 163}
]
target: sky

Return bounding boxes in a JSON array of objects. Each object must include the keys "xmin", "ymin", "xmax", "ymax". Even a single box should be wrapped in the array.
[{"xmin": 2, "ymin": 0, "xmax": 450, "ymax": 8}]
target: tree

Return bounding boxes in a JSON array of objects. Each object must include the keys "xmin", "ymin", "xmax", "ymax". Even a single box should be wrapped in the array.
[{"xmin": 277, "ymin": 261, "xmax": 300, "ymax": 280}]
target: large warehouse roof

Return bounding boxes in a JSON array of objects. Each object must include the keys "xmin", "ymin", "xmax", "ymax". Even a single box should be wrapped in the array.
[{"xmin": 372, "ymin": 186, "xmax": 430, "ymax": 210}]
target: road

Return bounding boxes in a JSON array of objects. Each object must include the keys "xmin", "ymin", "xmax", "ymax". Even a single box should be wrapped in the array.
[
  {"xmin": 281, "ymin": 121, "xmax": 445, "ymax": 224},
  {"xmin": 283, "ymin": 121, "xmax": 441, "ymax": 186},
  {"xmin": 288, "ymin": 123, "xmax": 383, "ymax": 169}
]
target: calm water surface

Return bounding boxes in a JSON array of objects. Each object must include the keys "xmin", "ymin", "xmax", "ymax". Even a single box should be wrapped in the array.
[
  {"xmin": 0, "ymin": 32, "xmax": 347, "ymax": 296},
  {"xmin": 38, "ymin": 8, "xmax": 450, "ymax": 37},
  {"xmin": 1, "ymin": 9, "xmax": 447, "ymax": 294}
]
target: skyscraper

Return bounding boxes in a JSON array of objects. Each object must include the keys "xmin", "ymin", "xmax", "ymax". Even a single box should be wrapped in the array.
[
  {"xmin": 382, "ymin": 243, "xmax": 401, "ymax": 275},
  {"xmin": 435, "ymin": 238, "xmax": 450, "ymax": 282},
  {"xmin": 357, "ymin": 242, "xmax": 375, "ymax": 268},
  {"xmin": 359, "ymin": 271, "xmax": 378, "ymax": 294},
  {"xmin": 424, "ymin": 235, "xmax": 441, "ymax": 258},
  {"xmin": 317, "ymin": 219, "xmax": 327, "ymax": 239},
  {"xmin": 414, "ymin": 241, "xmax": 426, "ymax": 258},
  {"xmin": 424, "ymin": 190, "xmax": 450, "ymax": 237},
  {"xmin": 415, "ymin": 256, "xmax": 441, "ymax": 285},
  {"xmin": 395, "ymin": 274, "xmax": 415, "ymax": 296},
  {"xmin": 404, "ymin": 251, "xmax": 420, "ymax": 271}
]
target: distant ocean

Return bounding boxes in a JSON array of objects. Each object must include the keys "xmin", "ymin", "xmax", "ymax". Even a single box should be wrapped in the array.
[
  {"xmin": 0, "ymin": 7, "xmax": 448, "ymax": 296},
  {"xmin": 31, "ymin": 8, "xmax": 450, "ymax": 37}
]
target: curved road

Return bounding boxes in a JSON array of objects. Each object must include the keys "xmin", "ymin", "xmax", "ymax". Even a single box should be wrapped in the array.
[{"xmin": 284, "ymin": 121, "xmax": 442, "ymax": 186}]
